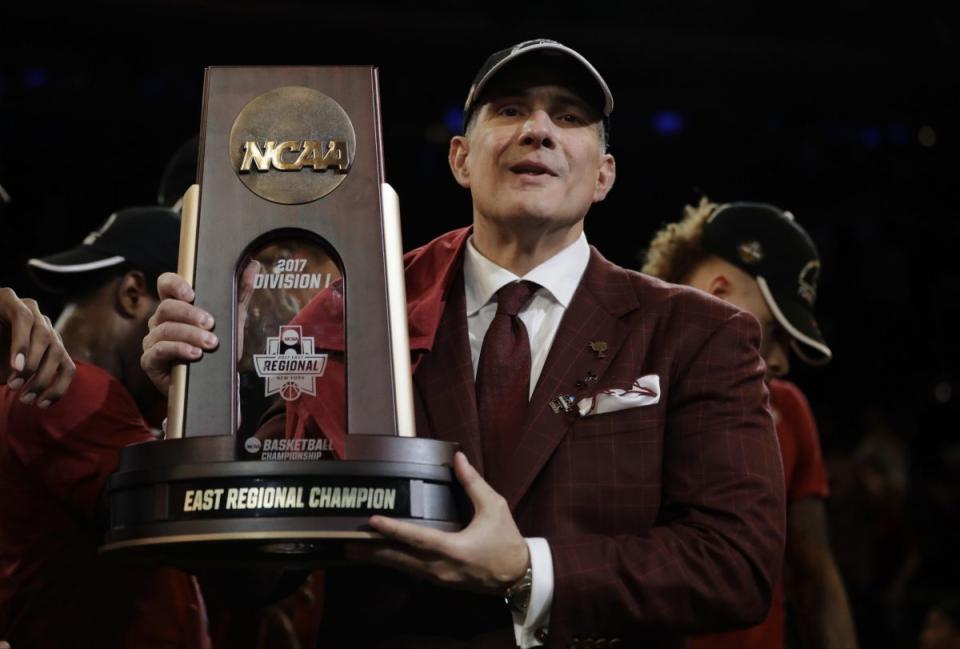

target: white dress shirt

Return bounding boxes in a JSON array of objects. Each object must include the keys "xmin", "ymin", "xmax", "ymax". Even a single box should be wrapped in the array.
[{"xmin": 462, "ymin": 233, "xmax": 591, "ymax": 648}]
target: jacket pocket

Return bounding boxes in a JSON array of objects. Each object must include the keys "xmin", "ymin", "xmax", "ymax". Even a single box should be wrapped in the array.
[{"xmin": 570, "ymin": 408, "xmax": 662, "ymax": 439}]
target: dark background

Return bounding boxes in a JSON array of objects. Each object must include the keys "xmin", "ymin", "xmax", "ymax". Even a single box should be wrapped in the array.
[{"xmin": 1, "ymin": 2, "xmax": 958, "ymax": 646}]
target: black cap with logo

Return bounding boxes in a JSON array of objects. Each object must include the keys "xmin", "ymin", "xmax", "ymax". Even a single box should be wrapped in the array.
[
  {"xmin": 462, "ymin": 38, "xmax": 614, "ymax": 134},
  {"xmin": 701, "ymin": 202, "xmax": 832, "ymax": 365},
  {"xmin": 27, "ymin": 206, "xmax": 180, "ymax": 293}
]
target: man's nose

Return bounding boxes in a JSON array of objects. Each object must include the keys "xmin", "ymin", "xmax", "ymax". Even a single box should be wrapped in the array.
[
  {"xmin": 519, "ymin": 110, "xmax": 556, "ymax": 148},
  {"xmin": 764, "ymin": 341, "xmax": 790, "ymax": 380}
]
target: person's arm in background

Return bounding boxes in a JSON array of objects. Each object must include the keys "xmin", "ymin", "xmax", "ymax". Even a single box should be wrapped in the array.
[
  {"xmin": 779, "ymin": 381, "xmax": 857, "ymax": 648},
  {"xmin": 0, "ymin": 287, "xmax": 74, "ymax": 406},
  {"xmin": 787, "ymin": 499, "xmax": 858, "ymax": 648}
]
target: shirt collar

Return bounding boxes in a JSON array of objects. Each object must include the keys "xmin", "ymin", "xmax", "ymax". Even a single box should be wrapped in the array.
[{"xmin": 463, "ymin": 232, "xmax": 590, "ymax": 316}]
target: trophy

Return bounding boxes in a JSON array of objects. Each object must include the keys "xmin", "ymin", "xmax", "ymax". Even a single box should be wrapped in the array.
[{"xmin": 101, "ymin": 67, "xmax": 462, "ymax": 566}]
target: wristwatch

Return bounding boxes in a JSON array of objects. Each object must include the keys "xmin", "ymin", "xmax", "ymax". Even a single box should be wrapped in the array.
[{"xmin": 504, "ymin": 566, "xmax": 533, "ymax": 615}]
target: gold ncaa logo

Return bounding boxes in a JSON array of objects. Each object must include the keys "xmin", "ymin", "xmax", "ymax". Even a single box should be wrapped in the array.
[{"xmin": 229, "ymin": 86, "xmax": 356, "ymax": 204}]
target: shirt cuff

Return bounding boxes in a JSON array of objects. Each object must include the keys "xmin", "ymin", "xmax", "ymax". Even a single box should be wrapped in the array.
[{"xmin": 513, "ymin": 537, "xmax": 553, "ymax": 648}]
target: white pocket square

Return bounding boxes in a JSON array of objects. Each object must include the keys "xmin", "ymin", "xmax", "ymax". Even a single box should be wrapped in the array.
[{"xmin": 577, "ymin": 374, "xmax": 661, "ymax": 416}]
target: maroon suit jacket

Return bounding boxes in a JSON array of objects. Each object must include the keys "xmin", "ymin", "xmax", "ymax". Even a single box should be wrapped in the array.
[{"xmin": 290, "ymin": 228, "xmax": 785, "ymax": 648}]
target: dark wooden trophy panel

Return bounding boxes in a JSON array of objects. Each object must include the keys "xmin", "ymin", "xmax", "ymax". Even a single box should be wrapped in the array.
[
  {"xmin": 101, "ymin": 67, "xmax": 462, "ymax": 567},
  {"xmin": 189, "ymin": 67, "xmax": 396, "ymax": 439}
]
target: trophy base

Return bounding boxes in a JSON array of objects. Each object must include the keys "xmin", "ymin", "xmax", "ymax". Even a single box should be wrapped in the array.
[{"xmin": 101, "ymin": 435, "xmax": 464, "ymax": 568}]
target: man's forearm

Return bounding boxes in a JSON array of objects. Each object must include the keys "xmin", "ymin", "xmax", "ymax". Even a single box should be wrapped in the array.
[
  {"xmin": 787, "ymin": 499, "xmax": 857, "ymax": 648},
  {"xmin": 794, "ymin": 566, "xmax": 857, "ymax": 648}
]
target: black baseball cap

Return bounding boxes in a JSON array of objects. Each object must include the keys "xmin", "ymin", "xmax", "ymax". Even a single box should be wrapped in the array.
[
  {"xmin": 27, "ymin": 206, "xmax": 180, "ymax": 292},
  {"xmin": 701, "ymin": 202, "xmax": 832, "ymax": 365},
  {"xmin": 462, "ymin": 38, "xmax": 614, "ymax": 133}
]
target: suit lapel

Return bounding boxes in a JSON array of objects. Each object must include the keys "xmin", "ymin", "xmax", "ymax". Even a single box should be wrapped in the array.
[
  {"xmin": 412, "ymin": 270, "xmax": 486, "ymax": 474},
  {"xmin": 500, "ymin": 249, "xmax": 640, "ymax": 510}
]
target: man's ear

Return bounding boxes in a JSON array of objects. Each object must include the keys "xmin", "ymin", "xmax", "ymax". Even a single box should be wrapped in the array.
[
  {"xmin": 592, "ymin": 153, "xmax": 616, "ymax": 203},
  {"xmin": 115, "ymin": 270, "xmax": 151, "ymax": 318},
  {"xmin": 705, "ymin": 273, "xmax": 731, "ymax": 299},
  {"xmin": 448, "ymin": 135, "xmax": 471, "ymax": 189}
]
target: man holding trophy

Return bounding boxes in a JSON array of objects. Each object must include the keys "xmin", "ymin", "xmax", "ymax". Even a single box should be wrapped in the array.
[{"xmin": 142, "ymin": 40, "xmax": 785, "ymax": 648}]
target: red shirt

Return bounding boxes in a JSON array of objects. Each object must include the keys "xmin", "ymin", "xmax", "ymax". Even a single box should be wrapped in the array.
[
  {"xmin": 689, "ymin": 379, "xmax": 829, "ymax": 649},
  {"xmin": 0, "ymin": 360, "xmax": 209, "ymax": 648}
]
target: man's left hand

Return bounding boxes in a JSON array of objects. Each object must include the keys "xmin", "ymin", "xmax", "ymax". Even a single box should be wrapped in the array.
[{"xmin": 361, "ymin": 451, "xmax": 530, "ymax": 595}]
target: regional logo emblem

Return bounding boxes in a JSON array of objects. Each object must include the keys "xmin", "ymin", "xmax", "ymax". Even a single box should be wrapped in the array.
[{"xmin": 253, "ymin": 325, "xmax": 327, "ymax": 401}]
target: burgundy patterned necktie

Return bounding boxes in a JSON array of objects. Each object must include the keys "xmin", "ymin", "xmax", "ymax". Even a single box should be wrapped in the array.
[{"xmin": 476, "ymin": 280, "xmax": 539, "ymax": 491}]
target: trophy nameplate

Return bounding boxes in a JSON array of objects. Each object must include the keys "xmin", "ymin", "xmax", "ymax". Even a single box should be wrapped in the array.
[{"xmin": 101, "ymin": 67, "xmax": 463, "ymax": 567}]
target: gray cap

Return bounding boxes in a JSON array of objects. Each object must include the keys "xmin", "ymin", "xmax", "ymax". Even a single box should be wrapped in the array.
[{"xmin": 462, "ymin": 38, "xmax": 614, "ymax": 132}]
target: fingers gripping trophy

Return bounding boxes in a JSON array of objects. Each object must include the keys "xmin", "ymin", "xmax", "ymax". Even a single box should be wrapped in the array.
[{"xmin": 102, "ymin": 68, "xmax": 463, "ymax": 565}]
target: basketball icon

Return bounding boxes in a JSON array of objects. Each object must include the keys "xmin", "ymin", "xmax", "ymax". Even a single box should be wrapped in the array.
[{"xmin": 280, "ymin": 380, "xmax": 302, "ymax": 401}]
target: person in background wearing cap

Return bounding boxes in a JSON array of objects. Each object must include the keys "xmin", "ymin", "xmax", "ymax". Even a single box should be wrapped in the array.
[
  {"xmin": 642, "ymin": 198, "xmax": 858, "ymax": 649},
  {"xmin": 0, "ymin": 206, "xmax": 211, "ymax": 648},
  {"xmin": 143, "ymin": 40, "xmax": 785, "ymax": 647}
]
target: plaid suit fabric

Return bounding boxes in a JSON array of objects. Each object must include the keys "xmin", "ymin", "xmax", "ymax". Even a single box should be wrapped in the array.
[
  {"xmin": 521, "ymin": 279, "xmax": 785, "ymax": 643},
  {"xmin": 294, "ymin": 228, "xmax": 785, "ymax": 648}
]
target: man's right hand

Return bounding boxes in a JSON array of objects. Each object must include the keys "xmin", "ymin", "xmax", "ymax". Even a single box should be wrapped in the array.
[{"xmin": 141, "ymin": 272, "xmax": 219, "ymax": 397}]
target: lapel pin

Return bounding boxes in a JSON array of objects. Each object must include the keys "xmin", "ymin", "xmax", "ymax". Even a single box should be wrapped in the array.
[
  {"xmin": 549, "ymin": 394, "xmax": 577, "ymax": 414},
  {"xmin": 588, "ymin": 341, "xmax": 608, "ymax": 358},
  {"xmin": 575, "ymin": 371, "xmax": 599, "ymax": 390}
]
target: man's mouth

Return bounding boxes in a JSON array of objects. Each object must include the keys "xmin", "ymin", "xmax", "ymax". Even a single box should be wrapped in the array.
[{"xmin": 509, "ymin": 161, "xmax": 556, "ymax": 176}]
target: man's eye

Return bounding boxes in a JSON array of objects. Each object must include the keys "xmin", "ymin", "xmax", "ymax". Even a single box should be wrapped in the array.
[
  {"xmin": 557, "ymin": 113, "xmax": 586, "ymax": 125},
  {"xmin": 498, "ymin": 106, "xmax": 523, "ymax": 117}
]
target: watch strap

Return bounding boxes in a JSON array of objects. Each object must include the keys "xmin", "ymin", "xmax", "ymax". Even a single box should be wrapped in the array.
[{"xmin": 504, "ymin": 566, "xmax": 533, "ymax": 615}]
